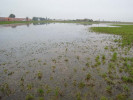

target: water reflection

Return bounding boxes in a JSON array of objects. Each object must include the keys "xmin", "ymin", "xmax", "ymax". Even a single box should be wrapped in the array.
[
  {"xmin": 0, "ymin": 23, "xmax": 31, "ymax": 28},
  {"xmin": 76, "ymin": 23, "xmax": 92, "ymax": 26},
  {"xmin": 33, "ymin": 22, "xmax": 51, "ymax": 25},
  {"xmin": 0, "ymin": 23, "xmax": 129, "ymax": 100},
  {"xmin": 0, "ymin": 22, "xmax": 95, "ymax": 29}
]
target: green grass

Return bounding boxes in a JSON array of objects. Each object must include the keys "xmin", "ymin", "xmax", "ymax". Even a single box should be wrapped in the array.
[
  {"xmin": 0, "ymin": 20, "xmax": 98, "ymax": 25},
  {"xmin": 0, "ymin": 21, "xmax": 55, "ymax": 25},
  {"xmin": 27, "ymin": 84, "xmax": 33, "ymax": 90},
  {"xmin": 121, "ymin": 76, "xmax": 133, "ymax": 83},
  {"xmin": 95, "ymin": 55, "xmax": 100, "ymax": 62},
  {"xmin": 108, "ymin": 63, "xmax": 115, "ymax": 70},
  {"xmin": 102, "ymin": 55, "xmax": 106, "ymax": 60},
  {"xmin": 115, "ymin": 93, "xmax": 127, "ymax": 100},
  {"xmin": 76, "ymin": 92, "xmax": 82, "ymax": 100},
  {"xmin": 86, "ymin": 73, "xmax": 91, "ymax": 80},
  {"xmin": 37, "ymin": 88, "xmax": 44, "ymax": 96},
  {"xmin": 106, "ymin": 85, "xmax": 112, "ymax": 93},
  {"xmin": 78, "ymin": 82, "xmax": 85, "ymax": 88},
  {"xmin": 86, "ymin": 63, "xmax": 90, "ymax": 67},
  {"xmin": 111, "ymin": 52, "xmax": 117, "ymax": 61},
  {"xmin": 54, "ymin": 87, "xmax": 60, "ymax": 97},
  {"xmin": 91, "ymin": 25, "xmax": 133, "ymax": 46},
  {"xmin": 101, "ymin": 73, "xmax": 107, "ymax": 78},
  {"xmin": 100, "ymin": 96, "xmax": 108, "ymax": 100},
  {"xmin": 122, "ymin": 84, "xmax": 129, "ymax": 92},
  {"xmin": 104, "ymin": 46, "xmax": 108, "ymax": 50},
  {"xmin": 38, "ymin": 97, "xmax": 44, "ymax": 100},
  {"xmin": 0, "ymin": 21, "xmax": 36, "ymax": 25},
  {"xmin": 25, "ymin": 94, "xmax": 34, "ymax": 100},
  {"xmin": 37, "ymin": 71, "xmax": 42, "ymax": 79}
]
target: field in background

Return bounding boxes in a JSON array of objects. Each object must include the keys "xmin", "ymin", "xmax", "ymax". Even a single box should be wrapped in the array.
[{"xmin": 1, "ymin": 20, "xmax": 133, "ymax": 25}]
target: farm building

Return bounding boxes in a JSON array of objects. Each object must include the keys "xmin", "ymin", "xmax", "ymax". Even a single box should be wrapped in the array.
[{"xmin": 0, "ymin": 17, "xmax": 31, "ymax": 21}]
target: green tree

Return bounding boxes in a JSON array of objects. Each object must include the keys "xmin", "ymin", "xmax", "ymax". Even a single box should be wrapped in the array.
[
  {"xmin": 9, "ymin": 14, "xmax": 15, "ymax": 18},
  {"xmin": 32, "ymin": 17, "xmax": 38, "ymax": 21},
  {"xmin": 26, "ymin": 17, "xmax": 29, "ymax": 21}
]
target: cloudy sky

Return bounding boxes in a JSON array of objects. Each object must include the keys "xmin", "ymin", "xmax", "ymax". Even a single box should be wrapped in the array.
[{"xmin": 0, "ymin": 0, "xmax": 133, "ymax": 22}]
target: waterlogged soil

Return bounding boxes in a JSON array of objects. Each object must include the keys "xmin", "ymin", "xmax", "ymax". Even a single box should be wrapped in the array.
[{"xmin": 0, "ymin": 23, "xmax": 133, "ymax": 100}]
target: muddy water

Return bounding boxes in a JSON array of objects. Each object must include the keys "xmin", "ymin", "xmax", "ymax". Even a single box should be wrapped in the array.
[{"xmin": 0, "ymin": 23, "xmax": 133, "ymax": 100}]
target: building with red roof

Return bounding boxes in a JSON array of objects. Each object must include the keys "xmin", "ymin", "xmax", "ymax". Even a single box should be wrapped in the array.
[{"xmin": 0, "ymin": 17, "xmax": 31, "ymax": 21}]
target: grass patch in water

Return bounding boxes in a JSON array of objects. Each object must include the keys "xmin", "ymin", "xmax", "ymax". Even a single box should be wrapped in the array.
[
  {"xmin": 37, "ymin": 88, "xmax": 44, "ymax": 96},
  {"xmin": 37, "ymin": 71, "xmax": 42, "ymax": 79},
  {"xmin": 38, "ymin": 97, "xmax": 44, "ymax": 100},
  {"xmin": 76, "ymin": 92, "xmax": 82, "ymax": 100},
  {"xmin": 91, "ymin": 25, "xmax": 133, "ymax": 46},
  {"xmin": 78, "ymin": 82, "xmax": 85, "ymax": 88},
  {"xmin": 25, "ymin": 94, "xmax": 34, "ymax": 100},
  {"xmin": 101, "ymin": 73, "xmax": 107, "ymax": 78},
  {"xmin": 102, "ymin": 55, "xmax": 106, "ymax": 60},
  {"xmin": 86, "ymin": 73, "xmax": 91, "ymax": 80},
  {"xmin": 86, "ymin": 63, "xmax": 90, "ymax": 67},
  {"xmin": 121, "ymin": 76, "xmax": 133, "ymax": 83},
  {"xmin": 122, "ymin": 84, "xmax": 129, "ymax": 92},
  {"xmin": 111, "ymin": 52, "xmax": 117, "ymax": 62},
  {"xmin": 100, "ymin": 96, "xmax": 108, "ymax": 100},
  {"xmin": 115, "ymin": 93, "xmax": 127, "ymax": 100},
  {"xmin": 104, "ymin": 46, "xmax": 108, "ymax": 50},
  {"xmin": 106, "ymin": 85, "xmax": 112, "ymax": 94}
]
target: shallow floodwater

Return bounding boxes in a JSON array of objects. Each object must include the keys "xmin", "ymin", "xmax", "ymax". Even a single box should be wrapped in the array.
[{"xmin": 0, "ymin": 23, "xmax": 133, "ymax": 100}]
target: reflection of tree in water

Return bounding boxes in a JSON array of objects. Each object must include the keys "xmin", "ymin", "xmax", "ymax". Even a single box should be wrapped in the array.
[
  {"xmin": 10, "ymin": 23, "xmax": 30, "ymax": 28},
  {"xmin": 11, "ymin": 26, "xmax": 17, "ymax": 28},
  {"xmin": 26, "ymin": 24, "xmax": 30, "ymax": 27},
  {"xmin": 33, "ymin": 22, "xmax": 51, "ymax": 25},
  {"xmin": 82, "ymin": 23, "xmax": 92, "ymax": 26},
  {"xmin": 76, "ymin": 23, "xmax": 92, "ymax": 26}
]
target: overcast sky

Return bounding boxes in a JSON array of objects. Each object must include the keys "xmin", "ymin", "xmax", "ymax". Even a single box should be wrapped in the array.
[{"xmin": 0, "ymin": 0, "xmax": 133, "ymax": 22}]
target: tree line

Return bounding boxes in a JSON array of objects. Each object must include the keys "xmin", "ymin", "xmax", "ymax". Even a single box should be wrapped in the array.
[{"xmin": 32, "ymin": 17, "xmax": 50, "ymax": 21}]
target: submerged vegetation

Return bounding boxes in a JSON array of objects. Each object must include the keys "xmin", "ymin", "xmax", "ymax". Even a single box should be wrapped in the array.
[
  {"xmin": 25, "ymin": 94, "xmax": 34, "ymax": 100},
  {"xmin": 0, "ymin": 23, "xmax": 133, "ymax": 100}
]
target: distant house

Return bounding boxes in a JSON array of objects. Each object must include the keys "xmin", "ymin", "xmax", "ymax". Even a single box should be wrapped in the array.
[{"xmin": 0, "ymin": 17, "xmax": 31, "ymax": 21}]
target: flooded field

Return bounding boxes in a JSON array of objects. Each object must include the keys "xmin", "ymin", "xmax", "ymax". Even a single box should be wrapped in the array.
[{"xmin": 0, "ymin": 23, "xmax": 133, "ymax": 100}]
